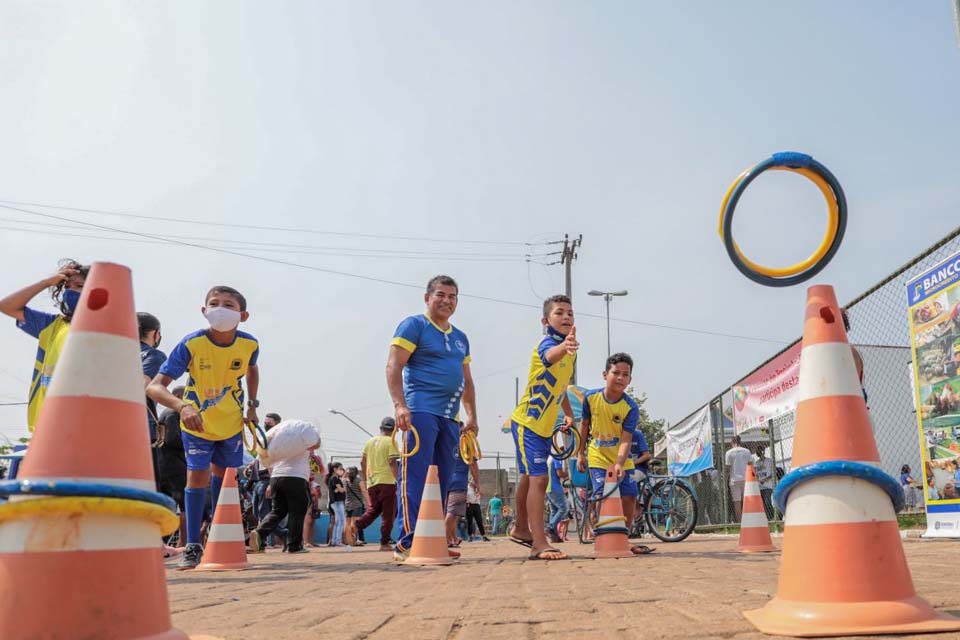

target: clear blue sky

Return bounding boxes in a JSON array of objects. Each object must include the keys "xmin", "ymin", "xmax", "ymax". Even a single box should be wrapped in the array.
[{"xmin": 1, "ymin": 2, "xmax": 958, "ymax": 460}]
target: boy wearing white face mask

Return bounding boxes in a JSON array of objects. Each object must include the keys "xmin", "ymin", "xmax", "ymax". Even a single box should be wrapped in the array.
[{"xmin": 147, "ymin": 285, "xmax": 260, "ymax": 570}]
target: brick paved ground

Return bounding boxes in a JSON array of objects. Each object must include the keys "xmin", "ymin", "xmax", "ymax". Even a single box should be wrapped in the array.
[{"xmin": 167, "ymin": 535, "xmax": 960, "ymax": 640}]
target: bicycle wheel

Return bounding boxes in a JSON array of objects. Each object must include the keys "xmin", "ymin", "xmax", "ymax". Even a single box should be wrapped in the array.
[
  {"xmin": 644, "ymin": 479, "xmax": 698, "ymax": 542},
  {"xmin": 577, "ymin": 492, "xmax": 600, "ymax": 544}
]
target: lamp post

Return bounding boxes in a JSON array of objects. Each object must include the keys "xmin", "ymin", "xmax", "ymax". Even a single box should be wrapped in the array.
[
  {"xmin": 328, "ymin": 408, "xmax": 375, "ymax": 438},
  {"xmin": 587, "ymin": 289, "xmax": 628, "ymax": 358}
]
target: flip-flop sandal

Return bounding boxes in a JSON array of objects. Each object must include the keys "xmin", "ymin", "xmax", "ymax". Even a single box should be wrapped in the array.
[
  {"xmin": 631, "ymin": 545, "xmax": 656, "ymax": 555},
  {"xmin": 528, "ymin": 547, "xmax": 568, "ymax": 561},
  {"xmin": 448, "ymin": 548, "xmax": 461, "ymax": 558},
  {"xmin": 508, "ymin": 535, "xmax": 534, "ymax": 548}
]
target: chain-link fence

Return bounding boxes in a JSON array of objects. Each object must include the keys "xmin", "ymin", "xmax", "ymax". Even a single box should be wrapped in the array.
[{"xmin": 669, "ymin": 225, "xmax": 960, "ymax": 529}]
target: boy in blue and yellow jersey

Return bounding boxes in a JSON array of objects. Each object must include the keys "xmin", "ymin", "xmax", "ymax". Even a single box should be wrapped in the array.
[
  {"xmin": 509, "ymin": 294, "xmax": 577, "ymax": 561},
  {"xmin": 386, "ymin": 275, "xmax": 478, "ymax": 561},
  {"xmin": 577, "ymin": 352, "xmax": 653, "ymax": 555},
  {"xmin": 147, "ymin": 286, "xmax": 260, "ymax": 570},
  {"xmin": 0, "ymin": 260, "xmax": 89, "ymax": 431}
]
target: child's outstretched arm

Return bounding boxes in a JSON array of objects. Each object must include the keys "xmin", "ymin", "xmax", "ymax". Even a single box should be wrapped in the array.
[
  {"xmin": 0, "ymin": 268, "xmax": 73, "ymax": 322},
  {"xmin": 543, "ymin": 326, "xmax": 578, "ymax": 365}
]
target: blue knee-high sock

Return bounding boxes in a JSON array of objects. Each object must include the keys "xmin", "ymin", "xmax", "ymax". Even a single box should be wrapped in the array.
[
  {"xmin": 210, "ymin": 474, "xmax": 224, "ymax": 516},
  {"xmin": 185, "ymin": 487, "xmax": 206, "ymax": 544}
]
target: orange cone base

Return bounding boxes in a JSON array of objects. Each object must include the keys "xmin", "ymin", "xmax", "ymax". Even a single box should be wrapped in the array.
[
  {"xmin": 593, "ymin": 534, "xmax": 635, "ymax": 559},
  {"xmin": 135, "ymin": 631, "xmax": 191, "ymax": 640},
  {"xmin": 736, "ymin": 543, "xmax": 777, "ymax": 553},
  {"xmin": 194, "ymin": 560, "xmax": 250, "ymax": 571},
  {"xmin": 744, "ymin": 596, "xmax": 960, "ymax": 637},
  {"xmin": 405, "ymin": 554, "xmax": 457, "ymax": 566}
]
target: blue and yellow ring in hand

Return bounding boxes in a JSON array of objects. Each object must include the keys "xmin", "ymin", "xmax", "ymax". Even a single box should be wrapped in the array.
[
  {"xmin": 459, "ymin": 431, "xmax": 482, "ymax": 463},
  {"xmin": 393, "ymin": 424, "xmax": 420, "ymax": 459},
  {"xmin": 718, "ymin": 151, "xmax": 847, "ymax": 287},
  {"xmin": 550, "ymin": 426, "xmax": 579, "ymax": 461},
  {"xmin": 242, "ymin": 421, "xmax": 269, "ymax": 455}
]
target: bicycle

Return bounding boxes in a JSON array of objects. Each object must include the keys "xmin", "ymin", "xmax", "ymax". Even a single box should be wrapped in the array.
[{"xmin": 574, "ymin": 470, "xmax": 698, "ymax": 543}]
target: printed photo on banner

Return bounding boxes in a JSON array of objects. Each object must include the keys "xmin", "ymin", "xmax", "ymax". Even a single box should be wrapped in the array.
[{"xmin": 907, "ymin": 249, "xmax": 960, "ymax": 507}]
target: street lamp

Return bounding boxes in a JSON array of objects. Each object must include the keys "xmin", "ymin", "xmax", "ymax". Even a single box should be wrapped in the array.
[
  {"xmin": 328, "ymin": 408, "xmax": 375, "ymax": 438},
  {"xmin": 588, "ymin": 289, "xmax": 628, "ymax": 358}
]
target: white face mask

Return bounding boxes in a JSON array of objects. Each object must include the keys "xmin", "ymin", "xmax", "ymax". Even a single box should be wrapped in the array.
[{"xmin": 204, "ymin": 306, "xmax": 242, "ymax": 332}]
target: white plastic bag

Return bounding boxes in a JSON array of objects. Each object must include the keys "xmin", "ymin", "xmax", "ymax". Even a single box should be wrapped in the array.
[{"xmin": 259, "ymin": 419, "xmax": 321, "ymax": 469}]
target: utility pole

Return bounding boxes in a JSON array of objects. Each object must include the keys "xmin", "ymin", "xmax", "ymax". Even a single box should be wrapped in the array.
[{"xmin": 561, "ymin": 234, "xmax": 582, "ymax": 383}]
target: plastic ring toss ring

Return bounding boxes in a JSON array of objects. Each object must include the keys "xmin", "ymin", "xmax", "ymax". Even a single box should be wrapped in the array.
[
  {"xmin": 459, "ymin": 431, "xmax": 482, "ymax": 463},
  {"xmin": 719, "ymin": 151, "xmax": 847, "ymax": 287},
  {"xmin": 393, "ymin": 424, "xmax": 420, "ymax": 459}
]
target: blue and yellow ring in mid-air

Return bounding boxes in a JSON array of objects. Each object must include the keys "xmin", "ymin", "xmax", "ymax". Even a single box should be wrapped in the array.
[{"xmin": 719, "ymin": 151, "xmax": 847, "ymax": 287}]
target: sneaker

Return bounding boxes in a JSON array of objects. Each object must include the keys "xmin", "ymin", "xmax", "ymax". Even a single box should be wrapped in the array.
[
  {"xmin": 177, "ymin": 543, "xmax": 203, "ymax": 570},
  {"xmin": 287, "ymin": 547, "xmax": 310, "ymax": 554},
  {"xmin": 392, "ymin": 549, "xmax": 409, "ymax": 563},
  {"xmin": 482, "ymin": 536, "xmax": 491, "ymax": 542},
  {"xmin": 247, "ymin": 530, "xmax": 262, "ymax": 554}
]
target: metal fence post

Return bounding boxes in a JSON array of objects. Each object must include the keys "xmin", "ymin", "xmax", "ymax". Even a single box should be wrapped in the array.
[
  {"xmin": 768, "ymin": 418, "xmax": 778, "ymax": 522},
  {"xmin": 717, "ymin": 395, "xmax": 729, "ymax": 525}
]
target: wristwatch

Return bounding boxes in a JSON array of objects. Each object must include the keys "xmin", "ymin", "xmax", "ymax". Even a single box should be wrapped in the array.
[{"xmin": 247, "ymin": 399, "xmax": 260, "ymax": 408}]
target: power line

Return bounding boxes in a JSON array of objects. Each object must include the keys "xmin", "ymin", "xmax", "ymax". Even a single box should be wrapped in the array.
[
  {"xmin": 0, "ymin": 217, "xmax": 560, "ymax": 259},
  {"xmin": 0, "ymin": 198, "xmax": 545, "ymax": 246},
  {"xmin": 0, "ymin": 203, "xmax": 788, "ymax": 344}
]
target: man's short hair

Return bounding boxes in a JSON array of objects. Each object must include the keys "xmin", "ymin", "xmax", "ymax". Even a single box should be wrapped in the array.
[
  {"xmin": 733, "ymin": 435, "xmax": 742, "ymax": 446},
  {"xmin": 605, "ymin": 352, "xmax": 633, "ymax": 373},
  {"xmin": 205, "ymin": 286, "xmax": 247, "ymax": 312},
  {"xmin": 542, "ymin": 294, "xmax": 571, "ymax": 319},
  {"xmin": 265, "ymin": 412, "xmax": 282, "ymax": 424},
  {"xmin": 426, "ymin": 275, "xmax": 458, "ymax": 295},
  {"xmin": 380, "ymin": 416, "xmax": 396, "ymax": 433}
]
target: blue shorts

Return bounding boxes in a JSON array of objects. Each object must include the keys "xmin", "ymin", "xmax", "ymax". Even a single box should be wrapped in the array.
[
  {"xmin": 589, "ymin": 467, "xmax": 638, "ymax": 498},
  {"xmin": 511, "ymin": 421, "xmax": 550, "ymax": 476},
  {"xmin": 182, "ymin": 431, "xmax": 244, "ymax": 471}
]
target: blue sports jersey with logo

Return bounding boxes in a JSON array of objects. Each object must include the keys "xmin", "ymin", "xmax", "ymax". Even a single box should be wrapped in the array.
[{"xmin": 391, "ymin": 314, "xmax": 470, "ymax": 419}]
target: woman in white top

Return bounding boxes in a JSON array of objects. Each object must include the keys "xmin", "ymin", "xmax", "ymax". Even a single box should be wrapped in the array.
[{"xmin": 247, "ymin": 420, "xmax": 322, "ymax": 554}]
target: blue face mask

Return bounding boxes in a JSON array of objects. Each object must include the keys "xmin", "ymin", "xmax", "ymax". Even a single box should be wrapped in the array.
[{"xmin": 62, "ymin": 289, "xmax": 81, "ymax": 315}]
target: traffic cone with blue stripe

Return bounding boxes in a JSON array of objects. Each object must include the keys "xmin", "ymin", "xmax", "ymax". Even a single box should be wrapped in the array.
[
  {"xmin": 744, "ymin": 285, "xmax": 960, "ymax": 636},
  {"xmin": 736, "ymin": 463, "xmax": 776, "ymax": 553},
  {"xmin": 593, "ymin": 466, "xmax": 634, "ymax": 559},
  {"xmin": 0, "ymin": 262, "xmax": 189, "ymax": 639}
]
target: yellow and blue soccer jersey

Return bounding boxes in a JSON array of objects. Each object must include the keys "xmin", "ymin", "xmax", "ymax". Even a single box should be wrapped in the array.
[
  {"xmin": 584, "ymin": 388, "xmax": 639, "ymax": 471},
  {"xmin": 391, "ymin": 314, "xmax": 470, "ymax": 420},
  {"xmin": 159, "ymin": 329, "xmax": 259, "ymax": 441},
  {"xmin": 17, "ymin": 307, "xmax": 71, "ymax": 431},
  {"xmin": 510, "ymin": 327, "xmax": 576, "ymax": 438}
]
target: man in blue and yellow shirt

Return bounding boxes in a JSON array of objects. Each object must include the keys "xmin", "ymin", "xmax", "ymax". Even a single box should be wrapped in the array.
[
  {"xmin": 509, "ymin": 294, "xmax": 577, "ymax": 561},
  {"xmin": 0, "ymin": 260, "xmax": 89, "ymax": 431},
  {"xmin": 577, "ymin": 352, "xmax": 653, "ymax": 555},
  {"xmin": 148, "ymin": 285, "xmax": 260, "ymax": 570},
  {"xmin": 386, "ymin": 275, "xmax": 478, "ymax": 560}
]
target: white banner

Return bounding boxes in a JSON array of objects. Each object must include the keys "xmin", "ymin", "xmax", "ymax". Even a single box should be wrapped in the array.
[
  {"xmin": 666, "ymin": 405, "xmax": 713, "ymax": 476},
  {"xmin": 732, "ymin": 342, "xmax": 801, "ymax": 434}
]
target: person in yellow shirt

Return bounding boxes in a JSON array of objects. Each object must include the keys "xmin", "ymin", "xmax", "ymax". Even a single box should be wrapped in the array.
[
  {"xmin": 354, "ymin": 417, "xmax": 401, "ymax": 551},
  {"xmin": 577, "ymin": 352, "xmax": 654, "ymax": 555},
  {"xmin": 508, "ymin": 294, "xmax": 577, "ymax": 561},
  {"xmin": 0, "ymin": 259, "xmax": 89, "ymax": 431},
  {"xmin": 148, "ymin": 285, "xmax": 259, "ymax": 570}
]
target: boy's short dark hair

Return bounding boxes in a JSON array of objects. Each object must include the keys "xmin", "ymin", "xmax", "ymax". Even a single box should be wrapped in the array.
[
  {"xmin": 542, "ymin": 294, "xmax": 572, "ymax": 319},
  {"xmin": 426, "ymin": 275, "xmax": 458, "ymax": 295},
  {"xmin": 136, "ymin": 312, "xmax": 161, "ymax": 339},
  {"xmin": 205, "ymin": 286, "xmax": 247, "ymax": 311},
  {"xmin": 265, "ymin": 412, "xmax": 282, "ymax": 424},
  {"xmin": 605, "ymin": 352, "xmax": 633, "ymax": 373}
]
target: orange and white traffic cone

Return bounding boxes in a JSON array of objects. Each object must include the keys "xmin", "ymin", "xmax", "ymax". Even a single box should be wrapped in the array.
[
  {"xmin": 0, "ymin": 262, "xmax": 188, "ymax": 639},
  {"xmin": 195, "ymin": 469, "xmax": 249, "ymax": 571},
  {"xmin": 593, "ymin": 466, "xmax": 634, "ymax": 559},
  {"xmin": 744, "ymin": 285, "xmax": 960, "ymax": 637},
  {"xmin": 405, "ymin": 465, "xmax": 457, "ymax": 566},
  {"xmin": 736, "ymin": 463, "xmax": 776, "ymax": 553}
]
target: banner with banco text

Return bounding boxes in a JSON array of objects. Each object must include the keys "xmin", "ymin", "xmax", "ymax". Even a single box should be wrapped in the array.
[
  {"xmin": 907, "ymin": 250, "xmax": 960, "ymax": 538},
  {"xmin": 666, "ymin": 405, "xmax": 713, "ymax": 477}
]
